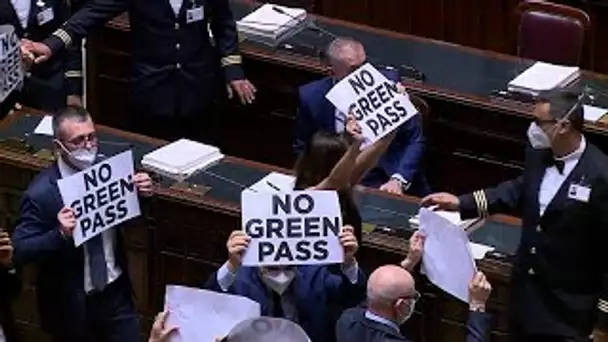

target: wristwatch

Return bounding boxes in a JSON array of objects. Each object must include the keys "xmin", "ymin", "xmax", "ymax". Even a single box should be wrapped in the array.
[{"xmin": 391, "ymin": 177, "xmax": 411, "ymax": 193}]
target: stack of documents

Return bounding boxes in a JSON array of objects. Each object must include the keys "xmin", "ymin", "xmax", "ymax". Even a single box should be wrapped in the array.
[
  {"xmin": 237, "ymin": 4, "xmax": 307, "ymax": 46},
  {"xmin": 141, "ymin": 139, "xmax": 223, "ymax": 181},
  {"xmin": 409, "ymin": 210, "xmax": 483, "ymax": 233},
  {"xmin": 583, "ymin": 104, "xmax": 608, "ymax": 123},
  {"xmin": 508, "ymin": 62, "xmax": 580, "ymax": 96}
]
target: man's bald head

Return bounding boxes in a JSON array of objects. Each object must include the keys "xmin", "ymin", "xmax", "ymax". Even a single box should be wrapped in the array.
[
  {"xmin": 326, "ymin": 37, "xmax": 366, "ymax": 79},
  {"xmin": 367, "ymin": 265, "xmax": 416, "ymax": 308}
]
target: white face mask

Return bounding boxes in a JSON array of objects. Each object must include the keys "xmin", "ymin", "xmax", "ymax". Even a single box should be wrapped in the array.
[
  {"xmin": 396, "ymin": 299, "xmax": 415, "ymax": 325},
  {"xmin": 261, "ymin": 269, "xmax": 296, "ymax": 295},
  {"xmin": 527, "ymin": 122, "xmax": 552, "ymax": 149},
  {"xmin": 58, "ymin": 140, "xmax": 98, "ymax": 170}
]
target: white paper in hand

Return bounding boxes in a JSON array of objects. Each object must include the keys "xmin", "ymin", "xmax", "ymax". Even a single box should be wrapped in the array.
[
  {"xmin": 164, "ymin": 285, "xmax": 261, "ymax": 342},
  {"xmin": 325, "ymin": 63, "xmax": 418, "ymax": 146},
  {"xmin": 419, "ymin": 208, "xmax": 476, "ymax": 303}
]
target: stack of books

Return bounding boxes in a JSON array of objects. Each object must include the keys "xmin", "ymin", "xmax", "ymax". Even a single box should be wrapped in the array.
[
  {"xmin": 508, "ymin": 61, "xmax": 580, "ymax": 96},
  {"xmin": 237, "ymin": 4, "xmax": 307, "ymax": 47},
  {"xmin": 141, "ymin": 139, "xmax": 224, "ymax": 181}
]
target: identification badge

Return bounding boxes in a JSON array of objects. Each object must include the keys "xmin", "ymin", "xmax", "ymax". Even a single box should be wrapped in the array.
[
  {"xmin": 36, "ymin": 7, "xmax": 54, "ymax": 25},
  {"xmin": 186, "ymin": 6, "xmax": 204, "ymax": 24},
  {"xmin": 568, "ymin": 184, "xmax": 591, "ymax": 203}
]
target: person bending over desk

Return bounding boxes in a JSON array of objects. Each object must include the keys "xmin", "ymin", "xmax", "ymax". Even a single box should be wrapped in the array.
[{"xmin": 294, "ymin": 37, "xmax": 429, "ymax": 197}]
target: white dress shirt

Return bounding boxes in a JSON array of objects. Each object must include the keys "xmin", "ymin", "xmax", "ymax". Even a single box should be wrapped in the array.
[
  {"xmin": 538, "ymin": 137, "xmax": 586, "ymax": 216},
  {"xmin": 10, "ymin": 0, "xmax": 31, "ymax": 29},
  {"xmin": 0, "ymin": 325, "xmax": 6, "ymax": 342},
  {"xmin": 215, "ymin": 261, "xmax": 360, "ymax": 292},
  {"xmin": 169, "ymin": 0, "xmax": 182, "ymax": 16},
  {"xmin": 57, "ymin": 156, "xmax": 122, "ymax": 293}
]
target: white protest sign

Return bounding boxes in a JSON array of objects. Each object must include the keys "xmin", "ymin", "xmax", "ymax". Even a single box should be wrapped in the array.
[
  {"xmin": 58, "ymin": 150, "xmax": 141, "ymax": 247},
  {"xmin": 325, "ymin": 63, "xmax": 418, "ymax": 145},
  {"xmin": 241, "ymin": 190, "xmax": 344, "ymax": 266},
  {"xmin": 0, "ymin": 25, "xmax": 24, "ymax": 103}
]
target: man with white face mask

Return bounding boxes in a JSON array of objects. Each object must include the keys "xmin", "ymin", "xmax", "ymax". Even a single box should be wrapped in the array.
[
  {"xmin": 12, "ymin": 106, "xmax": 154, "ymax": 342},
  {"xmin": 336, "ymin": 265, "xmax": 491, "ymax": 342},
  {"xmin": 421, "ymin": 90, "xmax": 608, "ymax": 342},
  {"xmin": 205, "ymin": 225, "xmax": 365, "ymax": 342}
]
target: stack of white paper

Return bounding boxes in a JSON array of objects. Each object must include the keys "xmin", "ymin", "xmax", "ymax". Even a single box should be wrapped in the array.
[
  {"xmin": 237, "ymin": 4, "xmax": 307, "ymax": 45},
  {"xmin": 508, "ymin": 62, "xmax": 580, "ymax": 96},
  {"xmin": 409, "ymin": 209, "xmax": 482, "ymax": 232},
  {"xmin": 247, "ymin": 172, "xmax": 295, "ymax": 193},
  {"xmin": 583, "ymin": 104, "xmax": 608, "ymax": 122},
  {"xmin": 141, "ymin": 139, "xmax": 223, "ymax": 181}
]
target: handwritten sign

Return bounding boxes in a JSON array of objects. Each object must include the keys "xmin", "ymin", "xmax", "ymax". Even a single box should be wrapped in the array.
[
  {"xmin": 0, "ymin": 25, "xmax": 24, "ymax": 103},
  {"xmin": 326, "ymin": 63, "xmax": 418, "ymax": 145},
  {"xmin": 58, "ymin": 151, "xmax": 141, "ymax": 246},
  {"xmin": 241, "ymin": 190, "xmax": 343, "ymax": 266}
]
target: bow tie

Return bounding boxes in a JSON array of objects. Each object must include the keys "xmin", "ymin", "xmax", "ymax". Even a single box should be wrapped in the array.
[{"xmin": 543, "ymin": 152, "xmax": 565, "ymax": 174}]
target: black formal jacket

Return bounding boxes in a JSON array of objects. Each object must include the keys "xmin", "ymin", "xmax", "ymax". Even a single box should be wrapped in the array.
[
  {"xmin": 11, "ymin": 164, "xmax": 131, "ymax": 337},
  {"xmin": 459, "ymin": 142, "xmax": 608, "ymax": 339},
  {"xmin": 0, "ymin": 266, "xmax": 21, "ymax": 342},
  {"xmin": 43, "ymin": 0, "xmax": 244, "ymax": 117},
  {"xmin": 336, "ymin": 308, "xmax": 491, "ymax": 342},
  {"xmin": 0, "ymin": 0, "xmax": 83, "ymax": 112}
]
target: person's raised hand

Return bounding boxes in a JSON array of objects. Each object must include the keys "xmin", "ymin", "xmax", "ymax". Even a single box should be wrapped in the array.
[
  {"xmin": 133, "ymin": 172, "xmax": 154, "ymax": 197},
  {"xmin": 21, "ymin": 39, "xmax": 52, "ymax": 64},
  {"xmin": 227, "ymin": 230, "xmax": 250, "ymax": 272},
  {"xmin": 468, "ymin": 272, "xmax": 492, "ymax": 312},
  {"xmin": 57, "ymin": 206, "xmax": 76, "ymax": 237},
  {"xmin": 148, "ymin": 310, "xmax": 178, "ymax": 342},
  {"xmin": 401, "ymin": 230, "xmax": 425, "ymax": 271},
  {"xmin": 345, "ymin": 114, "xmax": 364, "ymax": 144},
  {"xmin": 340, "ymin": 225, "xmax": 358, "ymax": 266}
]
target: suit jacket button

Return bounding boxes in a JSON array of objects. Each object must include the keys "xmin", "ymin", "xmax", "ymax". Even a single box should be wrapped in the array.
[
  {"xmin": 530, "ymin": 247, "xmax": 536, "ymax": 254},
  {"xmin": 176, "ymin": 43, "xmax": 180, "ymax": 50},
  {"xmin": 528, "ymin": 268, "xmax": 535, "ymax": 275},
  {"xmin": 536, "ymin": 225, "xmax": 542, "ymax": 232},
  {"xmin": 175, "ymin": 23, "xmax": 180, "ymax": 29},
  {"xmin": 176, "ymin": 63, "xmax": 181, "ymax": 69}
]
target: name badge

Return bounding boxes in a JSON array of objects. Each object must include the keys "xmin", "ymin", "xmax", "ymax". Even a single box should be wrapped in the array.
[
  {"xmin": 568, "ymin": 184, "xmax": 591, "ymax": 203},
  {"xmin": 186, "ymin": 6, "xmax": 204, "ymax": 24},
  {"xmin": 37, "ymin": 7, "xmax": 54, "ymax": 25}
]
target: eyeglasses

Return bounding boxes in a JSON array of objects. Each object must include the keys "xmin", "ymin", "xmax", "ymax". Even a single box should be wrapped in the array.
[
  {"xmin": 63, "ymin": 133, "xmax": 98, "ymax": 148},
  {"xmin": 402, "ymin": 291, "xmax": 421, "ymax": 302}
]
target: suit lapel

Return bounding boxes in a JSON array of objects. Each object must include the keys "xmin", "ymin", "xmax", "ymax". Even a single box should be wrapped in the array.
[{"xmin": 542, "ymin": 146, "xmax": 590, "ymax": 218}]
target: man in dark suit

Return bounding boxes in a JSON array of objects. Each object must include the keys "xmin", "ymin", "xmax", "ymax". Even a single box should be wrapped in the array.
[
  {"xmin": 294, "ymin": 37, "xmax": 429, "ymax": 197},
  {"xmin": 422, "ymin": 90, "xmax": 608, "ymax": 342},
  {"xmin": 0, "ymin": 0, "xmax": 84, "ymax": 114},
  {"xmin": 11, "ymin": 106, "xmax": 154, "ymax": 342},
  {"xmin": 205, "ymin": 226, "xmax": 365, "ymax": 342},
  {"xmin": 0, "ymin": 230, "xmax": 20, "ymax": 342},
  {"xmin": 24, "ymin": 0, "xmax": 255, "ymax": 142},
  {"xmin": 336, "ymin": 266, "xmax": 491, "ymax": 342}
]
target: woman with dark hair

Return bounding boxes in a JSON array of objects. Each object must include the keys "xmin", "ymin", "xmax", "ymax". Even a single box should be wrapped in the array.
[{"xmin": 293, "ymin": 116, "xmax": 398, "ymax": 242}]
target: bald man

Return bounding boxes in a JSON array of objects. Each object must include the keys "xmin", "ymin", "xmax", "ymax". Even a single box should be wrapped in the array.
[
  {"xmin": 293, "ymin": 37, "xmax": 430, "ymax": 197},
  {"xmin": 336, "ymin": 266, "xmax": 492, "ymax": 342}
]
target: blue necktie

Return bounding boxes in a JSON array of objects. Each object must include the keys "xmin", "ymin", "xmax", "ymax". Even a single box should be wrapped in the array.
[{"xmin": 87, "ymin": 234, "xmax": 108, "ymax": 291}]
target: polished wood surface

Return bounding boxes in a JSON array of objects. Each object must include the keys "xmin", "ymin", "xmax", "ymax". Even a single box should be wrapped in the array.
[
  {"xmin": 85, "ymin": 0, "xmax": 608, "ymax": 197},
  {"xmin": 0, "ymin": 110, "xmax": 521, "ymax": 342}
]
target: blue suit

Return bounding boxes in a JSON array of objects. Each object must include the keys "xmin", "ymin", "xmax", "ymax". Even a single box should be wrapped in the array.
[
  {"xmin": 294, "ymin": 71, "xmax": 430, "ymax": 196},
  {"xmin": 205, "ymin": 265, "xmax": 367, "ymax": 342},
  {"xmin": 11, "ymin": 164, "xmax": 138, "ymax": 342}
]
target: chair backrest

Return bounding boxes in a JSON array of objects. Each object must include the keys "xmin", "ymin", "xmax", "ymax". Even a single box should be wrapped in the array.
[
  {"xmin": 515, "ymin": 1, "xmax": 590, "ymax": 66},
  {"xmin": 409, "ymin": 94, "xmax": 431, "ymax": 135}
]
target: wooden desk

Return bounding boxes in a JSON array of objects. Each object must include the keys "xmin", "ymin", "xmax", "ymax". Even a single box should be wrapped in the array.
[
  {"xmin": 85, "ymin": 0, "xmax": 608, "ymax": 196},
  {"xmin": 0, "ymin": 110, "xmax": 520, "ymax": 342}
]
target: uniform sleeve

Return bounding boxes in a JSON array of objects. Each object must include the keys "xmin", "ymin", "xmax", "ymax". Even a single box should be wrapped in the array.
[
  {"xmin": 208, "ymin": 0, "xmax": 244, "ymax": 82},
  {"xmin": 63, "ymin": 0, "xmax": 86, "ymax": 96},
  {"xmin": 595, "ymin": 180, "xmax": 608, "ymax": 331},
  {"xmin": 458, "ymin": 176, "xmax": 524, "ymax": 220},
  {"xmin": 43, "ymin": 0, "xmax": 127, "ymax": 55}
]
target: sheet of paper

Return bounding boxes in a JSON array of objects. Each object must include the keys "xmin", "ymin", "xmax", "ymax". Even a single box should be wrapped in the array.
[
  {"xmin": 57, "ymin": 150, "xmax": 141, "ymax": 246},
  {"xmin": 165, "ymin": 285, "xmax": 261, "ymax": 342},
  {"xmin": 247, "ymin": 172, "xmax": 295, "ymax": 193},
  {"xmin": 469, "ymin": 242, "xmax": 495, "ymax": 260},
  {"xmin": 325, "ymin": 63, "xmax": 418, "ymax": 147},
  {"xmin": 508, "ymin": 62, "xmax": 579, "ymax": 93},
  {"xmin": 33, "ymin": 115, "xmax": 54, "ymax": 136},
  {"xmin": 419, "ymin": 208, "xmax": 476, "ymax": 303},
  {"xmin": 583, "ymin": 105, "xmax": 608, "ymax": 122},
  {"xmin": 241, "ymin": 190, "xmax": 344, "ymax": 266}
]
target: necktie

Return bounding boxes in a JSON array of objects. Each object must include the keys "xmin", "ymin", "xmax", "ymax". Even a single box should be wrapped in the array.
[
  {"xmin": 271, "ymin": 291, "xmax": 284, "ymax": 318},
  {"xmin": 543, "ymin": 152, "xmax": 565, "ymax": 174},
  {"xmin": 87, "ymin": 234, "xmax": 108, "ymax": 291}
]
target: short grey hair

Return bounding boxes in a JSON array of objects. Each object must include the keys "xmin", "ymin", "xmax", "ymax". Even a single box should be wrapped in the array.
[
  {"xmin": 223, "ymin": 317, "xmax": 310, "ymax": 342},
  {"xmin": 52, "ymin": 106, "xmax": 92, "ymax": 139},
  {"xmin": 326, "ymin": 37, "xmax": 365, "ymax": 66}
]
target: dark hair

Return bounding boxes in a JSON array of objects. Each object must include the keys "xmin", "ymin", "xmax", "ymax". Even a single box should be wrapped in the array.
[
  {"xmin": 52, "ymin": 105, "xmax": 92, "ymax": 139},
  {"xmin": 536, "ymin": 90, "xmax": 584, "ymax": 132},
  {"xmin": 294, "ymin": 131, "xmax": 349, "ymax": 190}
]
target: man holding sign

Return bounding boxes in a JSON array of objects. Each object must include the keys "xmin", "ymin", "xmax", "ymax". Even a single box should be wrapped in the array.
[
  {"xmin": 205, "ymin": 190, "xmax": 365, "ymax": 342},
  {"xmin": 12, "ymin": 106, "xmax": 153, "ymax": 342},
  {"xmin": 294, "ymin": 38, "xmax": 429, "ymax": 197}
]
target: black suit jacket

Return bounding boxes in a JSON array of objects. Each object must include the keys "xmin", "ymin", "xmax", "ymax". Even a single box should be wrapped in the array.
[
  {"xmin": 11, "ymin": 164, "xmax": 131, "ymax": 336},
  {"xmin": 336, "ymin": 308, "xmax": 491, "ymax": 342},
  {"xmin": 459, "ymin": 141, "xmax": 608, "ymax": 339},
  {"xmin": 0, "ymin": 0, "xmax": 84, "ymax": 112},
  {"xmin": 0, "ymin": 266, "xmax": 21, "ymax": 342}
]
